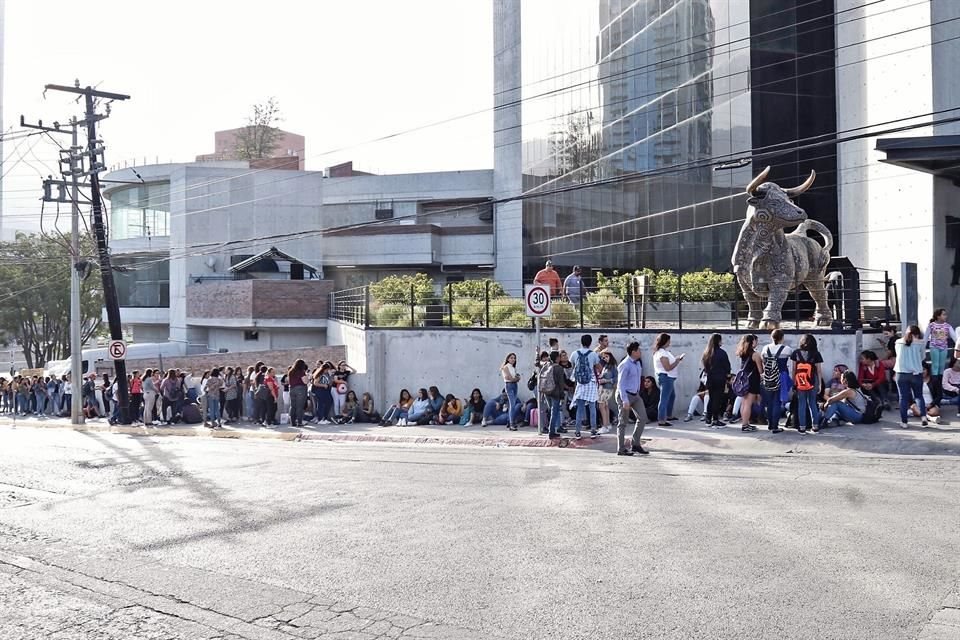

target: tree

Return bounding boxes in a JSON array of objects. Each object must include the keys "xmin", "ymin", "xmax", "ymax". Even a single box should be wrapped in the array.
[
  {"xmin": 233, "ymin": 97, "xmax": 283, "ymax": 160},
  {"xmin": 549, "ymin": 111, "xmax": 602, "ymax": 182},
  {"xmin": 0, "ymin": 233, "xmax": 103, "ymax": 368}
]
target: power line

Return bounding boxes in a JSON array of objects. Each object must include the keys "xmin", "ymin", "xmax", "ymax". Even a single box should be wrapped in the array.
[{"xmin": 90, "ymin": 0, "xmax": 914, "ymax": 212}]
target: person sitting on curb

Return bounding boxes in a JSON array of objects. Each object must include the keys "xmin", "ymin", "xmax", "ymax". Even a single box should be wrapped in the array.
[
  {"xmin": 482, "ymin": 390, "xmax": 512, "ymax": 427},
  {"xmin": 406, "ymin": 388, "xmax": 432, "ymax": 425},
  {"xmin": 380, "ymin": 389, "xmax": 413, "ymax": 426},
  {"xmin": 818, "ymin": 371, "xmax": 868, "ymax": 431},
  {"xmin": 940, "ymin": 358, "xmax": 960, "ymax": 418},
  {"xmin": 439, "ymin": 394, "xmax": 463, "ymax": 425},
  {"xmin": 461, "ymin": 389, "xmax": 486, "ymax": 426}
]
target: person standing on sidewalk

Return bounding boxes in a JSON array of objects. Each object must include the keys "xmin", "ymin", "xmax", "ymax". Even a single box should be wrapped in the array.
[
  {"xmin": 759, "ymin": 329, "xmax": 792, "ymax": 433},
  {"xmin": 571, "ymin": 334, "xmax": 601, "ymax": 439},
  {"xmin": 895, "ymin": 325, "xmax": 927, "ymax": 428},
  {"xmin": 653, "ymin": 333, "xmax": 684, "ymax": 426},
  {"xmin": 142, "ymin": 369, "xmax": 157, "ymax": 426},
  {"xmin": 500, "ymin": 352, "xmax": 522, "ymax": 432},
  {"xmin": 791, "ymin": 334, "xmax": 825, "ymax": 433},
  {"xmin": 288, "ymin": 359, "xmax": 309, "ymax": 427},
  {"xmin": 539, "ymin": 351, "xmax": 567, "ymax": 439},
  {"xmin": 616, "ymin": 341, "xmax": 648, "ymax": 455},
  {"xmin": 701, "ymin": 334, "xmax": 731, "ymax": 428}
]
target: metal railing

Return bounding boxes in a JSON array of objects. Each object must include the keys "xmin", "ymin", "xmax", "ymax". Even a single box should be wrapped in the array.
[{"xmin": 328, "ymin": 270, "xmax": 898, "ymax": 331}]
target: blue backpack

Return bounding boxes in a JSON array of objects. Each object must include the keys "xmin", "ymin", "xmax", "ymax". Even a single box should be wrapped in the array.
[{"xmin": 573, "ymin": 349, "xmax": 593, "ymax": 385}]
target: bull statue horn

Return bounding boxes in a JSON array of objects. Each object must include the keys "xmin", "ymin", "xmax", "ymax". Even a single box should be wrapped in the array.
[
  {"xmin": 785, "ymin": 170, "xmax": 816, "ymax": 198},
  {"xmin": 745, "ymin": 166, "xmax": 770, "ymax": 195}
]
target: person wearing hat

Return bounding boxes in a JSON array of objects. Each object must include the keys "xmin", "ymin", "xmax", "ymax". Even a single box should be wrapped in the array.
[
  {"xmin": 563, "ymin": 266, "xmax": 586, "ymax": 305},
  {"xmin": 534, "ymin": 259, "xmax": 563, "ymax": 297}
]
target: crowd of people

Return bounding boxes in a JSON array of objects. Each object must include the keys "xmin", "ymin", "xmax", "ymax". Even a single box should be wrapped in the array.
[{"xmin": 4, "ymin": 308, "xmax": 954, "ymax": 447}]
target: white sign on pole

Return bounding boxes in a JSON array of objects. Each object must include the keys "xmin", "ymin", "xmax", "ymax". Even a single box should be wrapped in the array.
[
  {"xmin": 524, "ymin": 284, "xmax": 552, "ymax": 317},
  {"xmin": 108, "ymin": 339, "xmax": 127, "ymax": 360}
]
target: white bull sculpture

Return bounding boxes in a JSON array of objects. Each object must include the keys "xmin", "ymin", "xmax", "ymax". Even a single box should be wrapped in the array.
[{"xmin": 731, "ymin": 166, "xmax": 833, "ymax": 329}]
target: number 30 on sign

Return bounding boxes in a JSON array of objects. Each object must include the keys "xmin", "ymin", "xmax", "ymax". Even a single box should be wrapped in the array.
[{"xmin": 524, "ymin": 284, "xmax": 552, "ymax": 318}]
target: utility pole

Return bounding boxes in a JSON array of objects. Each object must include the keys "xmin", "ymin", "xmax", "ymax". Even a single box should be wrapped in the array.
[
  {"xmin": 21, "ymin": 111, "xmax": 84, "ymax": 424},
  {"xmin": 43, "ymin": 82, "xmax": 132, "ymax": 424}
]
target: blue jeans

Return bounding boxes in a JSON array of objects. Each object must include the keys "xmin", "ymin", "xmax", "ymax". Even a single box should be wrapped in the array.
[
  {"xmin": 575, "ymin": 398, "xmax": 597, "ymax": 434},
  {"xmin": 930, "ymin": 348, "xmax": 949, "ymax": 376},
  {"xmin": 896, "ymin": 372, "xmax": 924, "ymax": 422},
  {"xmin": 245, "ymin": 390, "xmax": 254, "ymax": 418},
  {"xmin": 207, "ymin": 396, "xmax": 221, "ymax": 422},
  {"xmin": 761, "ymin": 387, "xmax": 783, "ymax": 428},
  {"xmin": 796, "ymin": 389, "xmax": 820, "ymax": 429},
  {"xmin": 505, "ymin": 382, "xmax": 519, "ymax": 426},
  {"xmin": 549, "ymin": 397, "xmax": 561, "ymax": 435},
  {"xmin": 34, "ymin": 392, "xmax": 45, "ymax": 414},
  {"xmin": 482, "ymin": 400, "xmax": 510, "ymax": 425},
  {"xmin": 656, "ymin": 374, "xmax": 675, "ymax": 422},
  {"xmin": 823, "ymin": 402, "xmax": 862, "ymax": 425}
]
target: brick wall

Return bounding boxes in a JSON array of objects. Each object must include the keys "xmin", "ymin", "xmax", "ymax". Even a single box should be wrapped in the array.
[
  {"xmin": 186, "ymin": 280, "xmax": 254, "ymax": 318},
  {"xmin": 251, "ymin": 280, "xmax": 333, "ymax": 319},
  {"xmin": 103, "ymin": 345, "xmax": 346, "ymax": 376},
  {"xmin": 187, "ymin": 280, "xmax": 334, "ymax": 319}
]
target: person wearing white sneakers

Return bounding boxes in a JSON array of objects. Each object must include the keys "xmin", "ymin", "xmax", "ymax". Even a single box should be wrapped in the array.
[{"xmin": 894, "ymin": 325, "xmax": 926, "ymax": 429}]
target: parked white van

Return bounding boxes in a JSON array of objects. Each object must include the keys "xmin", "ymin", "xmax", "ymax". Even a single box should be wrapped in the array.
[{"xmin": 45, "ymin": 342, "xmax": 185, "ymax": 378}]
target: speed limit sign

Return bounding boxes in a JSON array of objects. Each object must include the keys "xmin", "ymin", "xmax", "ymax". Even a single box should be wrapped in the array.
[
  {"xmin": 108, "ymin": 339, "xmax": 127, "ymax": 360},
  {"xmin": 524, "ymin": 284, "xmax": 552, "ymax": 317}
]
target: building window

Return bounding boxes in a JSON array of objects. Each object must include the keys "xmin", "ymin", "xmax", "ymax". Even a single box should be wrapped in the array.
[
  {"xmin": 244, "ymin": 331, "xmax": 259, "ymax": 341},
  {"xmin": 107, "ymin": 182, "xmax": 171, "ymax": 240}
]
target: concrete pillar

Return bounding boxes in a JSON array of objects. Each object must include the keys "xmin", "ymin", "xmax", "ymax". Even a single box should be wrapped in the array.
[{"xmin": 493, "ymin": 0, "xmax": 524, "ymax": 292}]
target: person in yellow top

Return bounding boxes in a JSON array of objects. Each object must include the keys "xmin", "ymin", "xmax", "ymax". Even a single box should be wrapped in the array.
[
  {"xmin": 533, "ymin": 259, "xmax": 563, "ymax": 297},
  {"xmin": 439, "ymin": 394, "xmax": 464, "ymax": 425}
]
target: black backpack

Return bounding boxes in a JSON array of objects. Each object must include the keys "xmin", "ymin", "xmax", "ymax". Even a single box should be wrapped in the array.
[
  {"xmin": 860, "ymin": 392, "xmax": 883, "ymax": 424},
  {"xmin": 761, "ymin": 345, "xmax": 785, "ymax": 391}
]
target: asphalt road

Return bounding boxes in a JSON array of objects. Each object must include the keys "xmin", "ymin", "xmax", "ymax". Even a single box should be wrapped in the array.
[{"xmin": 0, "ymin": 426, "xmax": 958, "ymax": 639}]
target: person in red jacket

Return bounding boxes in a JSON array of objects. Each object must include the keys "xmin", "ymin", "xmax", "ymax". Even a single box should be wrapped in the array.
[{"xmin": 857, "ymin": 350, "xmax": 887, "ymax": 406}]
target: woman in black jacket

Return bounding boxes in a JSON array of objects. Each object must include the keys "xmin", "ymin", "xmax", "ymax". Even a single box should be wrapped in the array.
[
  {"xmin": 702, "ymin": 333, "xmax": 732, "ymax": 427},
  {"xmin": 639, "ymin": 376, "xmax": 660, "ymax": 423}
]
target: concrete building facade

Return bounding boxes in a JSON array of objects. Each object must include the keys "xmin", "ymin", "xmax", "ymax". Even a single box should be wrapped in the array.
[{"xmin": 104, "ymin": 161, "xmax": 494, "ymax": 354}]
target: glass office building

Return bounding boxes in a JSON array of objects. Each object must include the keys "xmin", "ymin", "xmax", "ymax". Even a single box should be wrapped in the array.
[{"xmin": 496, "ymin": 0, "xmax": 838, "ymax": 280}]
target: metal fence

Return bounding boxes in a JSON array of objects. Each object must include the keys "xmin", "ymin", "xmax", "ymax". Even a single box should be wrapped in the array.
[{"xmin": 328, "ymin": 269, "xmax": 898, "ymax": 331}]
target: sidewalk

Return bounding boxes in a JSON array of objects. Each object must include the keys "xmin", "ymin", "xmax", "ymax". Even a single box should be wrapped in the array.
[{"xmin": 1, "ymin": 412, "xmax": 959, "ymax": 457}]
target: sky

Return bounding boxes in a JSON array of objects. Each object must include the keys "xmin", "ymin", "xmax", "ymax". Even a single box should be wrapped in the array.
[{"xmin": 1, "ymin": 0, "xmax": 495, "ymax": 233}]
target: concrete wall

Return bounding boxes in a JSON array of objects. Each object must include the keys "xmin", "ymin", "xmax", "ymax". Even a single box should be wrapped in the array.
[{"xmin": 327, "ymin": 321, "xmax": 864, "ymax": 414}]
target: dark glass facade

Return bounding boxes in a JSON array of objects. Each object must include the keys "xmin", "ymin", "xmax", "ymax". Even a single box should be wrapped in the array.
[{"xmin": 514, "ymin": 0, "xmax": 837, "ymax": 280}]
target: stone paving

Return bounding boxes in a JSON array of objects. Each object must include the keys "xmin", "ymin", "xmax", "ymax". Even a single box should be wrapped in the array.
[{"xmin": 0, "ymin": 524, "xmax": 491, "ymax": 640}]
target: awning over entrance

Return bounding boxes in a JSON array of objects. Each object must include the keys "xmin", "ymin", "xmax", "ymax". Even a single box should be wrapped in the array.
[
  {"xmin": 229, "ymin": 246, "xmax": 320, "ymax": 279},
  {"xmin": 876, "ymin": 135, "xmax": 960, "ymax": 185}
]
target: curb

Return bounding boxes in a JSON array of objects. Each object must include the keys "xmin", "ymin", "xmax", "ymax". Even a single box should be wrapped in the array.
[
  {"xmin": 298, "ymin": 432, "xmax": 600, "ymax": 448},
  {"xmin": 0, "ymin": 418, "xmax": 597, "ymax": 448}
]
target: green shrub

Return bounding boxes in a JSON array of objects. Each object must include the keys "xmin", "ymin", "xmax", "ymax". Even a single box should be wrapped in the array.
[
  {"xmin": 374, "ymin": 303, "xmax": 409, "ymax": 327},
  {"xmin": 370, "ymin": 273, "xmax": 435, "ymax": 305},
  {"xmin": 595, "ymin": 268, "xmax": 733, "ymax": 303},
  {"xmin": 488, "ymin": 297, "xmax": 528, "ymax": 327},
  {"xmin": 680, "ymin": 269, "xmax": 735, "ymax": 302},
  {"xmin": 444, "ymin": 278, "xmax": 507, "ymax": 300},
  {"xmin": 541, "ymin": 300, "xmax": 579, "ymax": 328},
  {"xmin": 584, "ymin": 289, "xmax": 627, "ymax": 326},
  {"xmin": 452, "ymin": 298, "xmax": 486, "ymax": 326}
]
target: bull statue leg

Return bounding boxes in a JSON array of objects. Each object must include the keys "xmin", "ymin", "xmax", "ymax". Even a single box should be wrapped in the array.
[
  {"xmin": 741, "ymin": 288, "xmax": 764, "ymax": 329},
  {"xmin": 761, "ymin": 279, "xmax": 791, "ymax": 330},
  {"xmin": 804, "ymin": 278, "xmax": 833, "ymax": 326}
]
